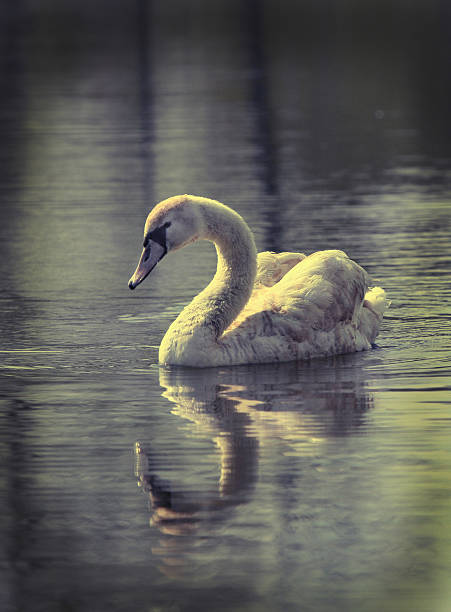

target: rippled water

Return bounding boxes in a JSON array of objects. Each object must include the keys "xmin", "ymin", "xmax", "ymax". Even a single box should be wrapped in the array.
[{"xmin": 1, "ymin": 1, "xmax": 451, "ymax": 611}]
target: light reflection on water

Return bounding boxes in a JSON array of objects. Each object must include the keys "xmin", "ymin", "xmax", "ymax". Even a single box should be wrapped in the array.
[{"xmin": 1, "ymin": 1, "xmax": 451, "ymax": 611}]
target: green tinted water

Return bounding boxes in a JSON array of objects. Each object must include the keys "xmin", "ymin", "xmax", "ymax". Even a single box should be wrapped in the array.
[{"xmin": 1, "ymin": 1, "xmax": 450, "ymax": 611}]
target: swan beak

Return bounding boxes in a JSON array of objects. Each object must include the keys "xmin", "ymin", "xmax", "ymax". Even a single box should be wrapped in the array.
[{"xmin": 128, "ymin": 241, "xmax": 166, "ymax": 290}]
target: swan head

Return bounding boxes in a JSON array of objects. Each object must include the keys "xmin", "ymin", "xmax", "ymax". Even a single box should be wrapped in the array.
[{"xmin": 128, "ymin": 195, "xmax": 203, "ymax": 290}]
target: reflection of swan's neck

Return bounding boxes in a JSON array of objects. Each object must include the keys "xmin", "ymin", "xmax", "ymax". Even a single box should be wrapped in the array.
[{"xmin": 159, "ymin": 198, "xmax": 257, "ymax": 366}]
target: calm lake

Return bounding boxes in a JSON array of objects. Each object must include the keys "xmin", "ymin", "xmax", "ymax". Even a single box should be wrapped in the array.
[{"xmin": 1, "ymin": 1, "xmax": 450, "ymax": 611}]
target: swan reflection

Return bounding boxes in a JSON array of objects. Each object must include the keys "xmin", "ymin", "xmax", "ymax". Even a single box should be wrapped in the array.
[{"xmin": 135, "ymin": 356, "xmax": 374, "ymax": 575}]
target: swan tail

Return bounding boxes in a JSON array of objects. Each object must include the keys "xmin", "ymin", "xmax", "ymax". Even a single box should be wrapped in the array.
[
  {"xmin": 359, "ymin": 286, "xmax": 389, "ymax": 345},
  {"xmin": 363, "ymin": 286, "xmax": 389, "ymax": 319}
]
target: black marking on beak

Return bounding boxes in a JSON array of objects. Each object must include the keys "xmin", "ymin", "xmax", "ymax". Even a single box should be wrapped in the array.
[{"xmin": 145, "ymin": 221, "xmax": 171, "ymax": 254}]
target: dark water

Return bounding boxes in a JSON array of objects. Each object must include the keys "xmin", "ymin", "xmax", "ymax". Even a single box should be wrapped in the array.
[{"xmin": 1, "ymin": 1, "xmax": 451, "ymax": 611}]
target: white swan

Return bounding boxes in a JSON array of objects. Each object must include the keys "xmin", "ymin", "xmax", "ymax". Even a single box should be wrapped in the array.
[{"xmin": 128, "ymin": 195, "xmax": 388, "ymax": 367}]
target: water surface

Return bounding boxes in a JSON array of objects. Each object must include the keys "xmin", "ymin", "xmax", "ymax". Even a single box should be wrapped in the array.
[{"xmin": 1, "ymin": 2, "xmax": 451, "ymax": 611}]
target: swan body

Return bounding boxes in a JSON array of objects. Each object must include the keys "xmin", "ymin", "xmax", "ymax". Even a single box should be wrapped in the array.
[{"xmin": 128, "ymin": 195, "xmax": 388, "ymax": 367}]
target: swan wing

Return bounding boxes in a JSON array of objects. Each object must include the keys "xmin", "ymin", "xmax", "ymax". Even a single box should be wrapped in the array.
[
  {"xmin": 271, "ymin": 249, "xmax": 368, "ymax": 330},
  {"xmin": 256, "ymin": 251, "xmax": 306, "ymax": 287},
  {"xmin": 229, "ymin": 249, "xmax": 366, "ymax": 333},
  {"xmin": 225, "ymin": 250, "xmax": 306, "ymax": 333},
  {"xmin": 222, "ymin": 250, "xmax": 386, "ymax": 363}
]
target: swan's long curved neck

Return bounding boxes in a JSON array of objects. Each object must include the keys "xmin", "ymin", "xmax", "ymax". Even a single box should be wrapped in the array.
[{"xmin": 159, "ymin": 197, "xmax": 257, "ymax": 366}]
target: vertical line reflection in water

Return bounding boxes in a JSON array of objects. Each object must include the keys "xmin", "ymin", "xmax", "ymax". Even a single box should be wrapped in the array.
[
  {"xmin": 136, "ymin": 0, "xmax": 153, "ymax": 208},
  {"xmin": 2, "ymin": 398, "xmax": 34, "ymax": 612},
  {"xmin": 0, "ymin": 0, "xmax": 26, "ymax": 264},
  {"xmin": 243, "ymin": 0, "xmax": 284, "ymax": 252},
  {"xmin": 244, "ymin": 0, "xmax": 277, "ymax": 197},
  {"xmin": 0, "ymin": 5, "xmax": 34, "ymax": 609}
]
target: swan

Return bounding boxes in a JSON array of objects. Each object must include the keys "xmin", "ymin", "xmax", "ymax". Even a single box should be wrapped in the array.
[{"xmin": 128, "ymin": 195, "xmax": 388, "ymax": 367}]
